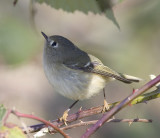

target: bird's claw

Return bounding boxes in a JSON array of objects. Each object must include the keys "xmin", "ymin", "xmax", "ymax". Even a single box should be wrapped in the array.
[
  {"xmin": 59, "ymin": 109, "xmax": 69, "ymax": 125},
  {"xmin": 102, "ymin": 99, "xmax": 110, "ymax": 113}
]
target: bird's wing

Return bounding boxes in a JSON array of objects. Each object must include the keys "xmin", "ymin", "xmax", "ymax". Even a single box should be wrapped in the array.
[
  {"xmin": 63, "ymin": 52, "xmax": 94, "ymax": 71},
  {"xmin": 90, "ymin": 62, "xmax": 133, "ymax": 83},
  {"xmin": 63, "ymin": 54, "xmax": 140, "ymax": 84},
  {"xmin": 89, "ymin": 55, "xmax": 141, "ymax": 83}
]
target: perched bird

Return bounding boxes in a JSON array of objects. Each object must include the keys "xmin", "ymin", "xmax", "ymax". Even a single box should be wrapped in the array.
[{"xmin": 41, "ymin": 32, "xmax": 141, "ymax": 124}]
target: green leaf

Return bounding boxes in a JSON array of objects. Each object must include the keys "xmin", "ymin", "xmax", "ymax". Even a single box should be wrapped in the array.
[
  {"xmin": 0, "ymin": 105, "xmax": 6, "ymax": 126},
  {"xmin": 106, "ymin": 8, "xmax": 120, "ymax": 30},
  {"xmin": 0, "ymin": 126, "xmax": 26, "ymax": 138},
  {"xmin": 35, "ymin": 0, "xmax": 120, "ymax": 29},
  {"xmin": 0, "ymin": 18, "xmax": 39, "ymax": 65}
]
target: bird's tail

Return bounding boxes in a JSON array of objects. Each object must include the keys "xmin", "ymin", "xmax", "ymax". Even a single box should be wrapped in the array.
[{"xmin": 118, "ymin": 73, "xmax": 142, "ymax": 84}]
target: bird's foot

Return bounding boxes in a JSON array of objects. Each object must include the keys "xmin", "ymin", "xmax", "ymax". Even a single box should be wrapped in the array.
[
  {"xmin": 59, "ymin": 109, "xmax": 69, "ymax": 125},
  {"xmin": 102, "ymin": 99, "xmax": 110, "ymax": 113}
]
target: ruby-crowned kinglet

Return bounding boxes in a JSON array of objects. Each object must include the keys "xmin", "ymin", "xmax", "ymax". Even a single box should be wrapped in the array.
[{"xmin": 41, "ymin": 32, "xmax": 141, "ymax": 123}]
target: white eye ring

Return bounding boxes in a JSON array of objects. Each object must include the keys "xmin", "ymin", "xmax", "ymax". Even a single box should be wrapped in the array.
[{"xmin": 50, "ymin": 40, "xmax": 58, "ymax": 48}]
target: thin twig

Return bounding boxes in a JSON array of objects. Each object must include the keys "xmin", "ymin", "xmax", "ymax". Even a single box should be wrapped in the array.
[
  {"xmin": 29, "ymin": 0, "xmax": 38, "ymax": 34},
  {"xmin": 13, "ymin": 0, "xmax": 18, "ymax": 6},
  {"xmin": 49, "ymin": 118, "xmax": 152, "ymax": 134},
  {"xmin": 82, "ymin": 74, "xmax": 160, "ymax": 138},
  {"xmin": 17, "ymin": 117, "xmax": 32, "ymax": 138},
  {"xmin": 2, "ymin": 109, "xmax": 12, "ymax": 126},
  {"xmin": 11, "ymin": 110, "xmax": 70, "ymax": 138}
]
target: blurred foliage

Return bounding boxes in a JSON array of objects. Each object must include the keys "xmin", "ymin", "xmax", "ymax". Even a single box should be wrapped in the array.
[
  {"xmin": 0, "ymin": 126, "xmax": 26, "ymax": 138},
  {"xmin": 0, "ymin": 105, "xmax": 25, "ymax": 137},
  {"xmin": 127, "ymin": 0, "xmax": 160, "ymax": 42},
  {"xmin": 35, "ymin": 0, "xmax": 120, "ymax": 29},
  {"xmin": 0, "ymin": 18, "xmax": 39, "ymax": 65},
  {"xmin": 130, "ymin": 0, "xmax": 160, "ymax": 30},
  {"xmin": 122, "ymin": 0, "xmax": 160, "ymax": 74},
  {"xmin": 0, "ymin": 105, "xmax": 6, "ymax": 127}
]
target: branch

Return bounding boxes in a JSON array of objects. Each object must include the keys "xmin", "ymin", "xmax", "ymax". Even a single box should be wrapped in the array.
[
  {"xmin": 24, "ymin": 84, "xmax": 160, "ymax": 134},
  {"xmin": 82, "ymin": 74, "xmax": 160, "ymax": 138},
  {"xmin": 29, "ymin": 0, "xmax": 38, "ymax": 34},
  {"xmin": 13, "ymin": 0, "xmax": 18, "ymax": 6},
  {"xmin": 49, "ymin": 118, "xmax": 152, "ymax": 134},
  {"xmin": 11, "ymin": 110, "xmax": 70, "ymax": 138}
]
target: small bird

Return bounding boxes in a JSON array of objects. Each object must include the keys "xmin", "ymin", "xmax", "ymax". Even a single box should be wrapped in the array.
[{"xmin": 41, "ymin": 32, "xmax": 141, "ymax": 124}]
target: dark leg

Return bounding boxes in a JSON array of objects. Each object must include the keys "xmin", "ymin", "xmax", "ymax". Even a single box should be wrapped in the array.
[
  {"xmin": 103, "ymin": 88, "xmax": 106, "ymax": 99},
  {"xmin": 102, "ymin": 88, "xmax": 109, "ymax": 112},
  {"xmin": 60, "ymin": 100, "xmax": 79, "ymax": 125},
  {"xmin": 69, "ymin": 100, "xmax": 79, "ymax": 110}
]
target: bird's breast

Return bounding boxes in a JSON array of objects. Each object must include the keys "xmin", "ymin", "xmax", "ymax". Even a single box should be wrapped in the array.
[{"xmin": 43, "ymin": 57, "xmax": 106, "ymax": 100}]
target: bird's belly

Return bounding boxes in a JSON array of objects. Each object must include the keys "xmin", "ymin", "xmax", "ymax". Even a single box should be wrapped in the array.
[{"xmin": 44, "ymin": 64, "xmax": 106, "ymax": 100}]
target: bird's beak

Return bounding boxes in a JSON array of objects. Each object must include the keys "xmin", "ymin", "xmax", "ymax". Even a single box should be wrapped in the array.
[{"xmin": 41, "ymin": 32, "xmax": 48, "ymax": 41}]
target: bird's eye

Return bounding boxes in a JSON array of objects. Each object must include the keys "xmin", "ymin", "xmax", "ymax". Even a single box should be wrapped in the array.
[{"xmin": 50, "ymin": 40, "xmax": 58, "ymax": 48}]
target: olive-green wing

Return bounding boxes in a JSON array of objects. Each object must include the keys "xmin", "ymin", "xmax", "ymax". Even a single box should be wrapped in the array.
[
  {"xmin": 88, "ymin": 55, "xmax": 140, "ymax": 84},
  {"xmin": 63, "ymin": 53, "xmax": 141, "ymax": 84}
]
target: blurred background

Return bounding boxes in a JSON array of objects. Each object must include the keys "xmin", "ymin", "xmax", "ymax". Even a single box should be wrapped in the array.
[{"xmin": 0, "ymin": 0, "xmax": 160, "ymax": 137}]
